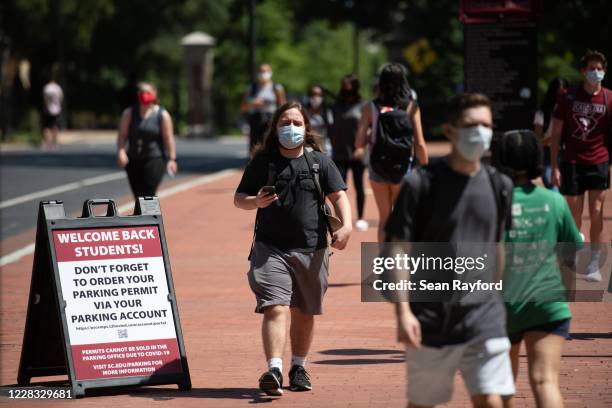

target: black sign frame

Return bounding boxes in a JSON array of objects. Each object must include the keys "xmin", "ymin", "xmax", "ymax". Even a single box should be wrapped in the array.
[{"xmin": 18, "ymin": 197, "xmax": 192, "ymax": 398}]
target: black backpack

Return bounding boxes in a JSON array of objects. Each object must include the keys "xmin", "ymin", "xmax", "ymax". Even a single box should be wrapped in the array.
[{"xmin": 370, "ymin": 99, "xmax": 414, "ymax": 183}]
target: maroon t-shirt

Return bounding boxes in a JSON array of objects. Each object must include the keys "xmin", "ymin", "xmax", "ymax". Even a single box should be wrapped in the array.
[{"xmin": 553, "ymin": 86, "xmax": 612, "ymax": 165}]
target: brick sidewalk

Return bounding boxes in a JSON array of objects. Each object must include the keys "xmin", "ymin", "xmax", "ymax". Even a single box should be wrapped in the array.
[{"xmin": 1, "ymin": 162, "xmax": 611, "ymax": 407}]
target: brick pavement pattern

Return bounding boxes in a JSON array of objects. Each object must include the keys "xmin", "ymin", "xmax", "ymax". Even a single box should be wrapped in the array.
[{"xmin": 1, "ymin": 156, "xmax": 611, "ymax": 407}]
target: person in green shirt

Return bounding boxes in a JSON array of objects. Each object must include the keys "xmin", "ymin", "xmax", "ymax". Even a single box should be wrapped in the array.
[{"xmin": 493, "ymin": 129, "xmax": 583, "ymax": 407}]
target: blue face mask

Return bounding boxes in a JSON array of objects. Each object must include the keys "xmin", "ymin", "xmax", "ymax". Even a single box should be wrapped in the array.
[
  {"xmin": 455, "ymin": 125, "xmax": 493, "ymax": 161},
  {"xmin": 586, "ymin": 69, "xmax": 605, "ymax": 84},
  {"xmin": 278, "ymin": 124, "xmax": 305, "ymax": 149}
]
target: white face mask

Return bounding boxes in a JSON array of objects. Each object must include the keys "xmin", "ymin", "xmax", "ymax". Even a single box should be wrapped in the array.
[
  {"xmin": 309, "ymin": 96, "xmax": 323, "ymax": 108},
  {"xmin": 258, "ymin": 71, "xmax": 272, "ymax": 82},
  {"xmin": 586, "ymin": 69, "xmax": 605, "ymax": 84},
  {"xmin": 454, "ymin": 125, "xmax": 493, "ymax": 161},
  {"xmin": 278, "ymin": 124, "xmax": 305, "ymax": 149}
]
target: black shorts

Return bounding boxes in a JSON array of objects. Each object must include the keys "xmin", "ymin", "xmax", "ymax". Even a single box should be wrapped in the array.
[
  {"xmin": 508, "ymin": 318, "xmax": 571, "ymax": 345},
  {"xmin": 42, "ymin": 113, "xmax": 60, "ymax": 129},
  {"xmin": 560, "ymin": 162, "xmax": 610, "ymax": 196}
]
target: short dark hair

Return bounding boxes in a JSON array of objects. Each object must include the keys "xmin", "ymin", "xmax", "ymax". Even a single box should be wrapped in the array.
[
  {"xmin": 580, "ymin": 50, "xmax": 607, "ymax": 70},
  {"xmin": 492, "ymin": 129, "xmax": 543, "ymax": 180},
  {"xmin": 445, "ymin": 93, "xmax": 492, "ymax": 125}
]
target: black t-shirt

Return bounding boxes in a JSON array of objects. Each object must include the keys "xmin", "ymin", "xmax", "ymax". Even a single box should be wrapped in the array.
[
  {"xmin": 237, "ymin": 149, "xmax": 347, "ymax": 252},
  {"xmin": 330, "ymin": 101, "xmax": 362, "ymax": 162},
  {"xmin": 385, "ymin": 158, "xmax": 513, "ymax": 347}
]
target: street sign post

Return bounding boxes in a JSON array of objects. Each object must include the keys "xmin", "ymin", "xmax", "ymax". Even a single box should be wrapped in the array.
[{"xmin": 461, "ymin": 0, "xmax": 541, "ymax": 133}]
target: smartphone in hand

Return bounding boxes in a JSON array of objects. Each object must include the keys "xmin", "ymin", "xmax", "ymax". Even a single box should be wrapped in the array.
[{"xmin": 261, "ymin": 186, "xmax": 276, "ymax": 195}]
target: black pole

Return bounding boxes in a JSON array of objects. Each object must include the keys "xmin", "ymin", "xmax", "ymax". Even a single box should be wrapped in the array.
[{"xmin": 248, "ymin": 0, "xmax": 256, "ymax": 88}]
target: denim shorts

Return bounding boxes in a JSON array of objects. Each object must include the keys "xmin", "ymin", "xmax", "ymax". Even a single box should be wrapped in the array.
[
  {"xmin": 367, "ymin": 158, "xmax": 413, "ymax": 184},
  {"xmin": 508, "ymin": 318, "xmax": 571, "ymax": 344}
]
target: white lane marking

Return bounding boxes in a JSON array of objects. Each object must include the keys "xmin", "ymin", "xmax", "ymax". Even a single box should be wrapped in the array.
[
  {"xmin": 0, "ymin": 172, "xmax": 126, "ymax": 209},
  {"xmin": 0, "ymin": 243, "xmax": 36, "ymax": 266},
  {"xmin": 0, "ymin": 168, "xmax": 239, "ymax": 267}
]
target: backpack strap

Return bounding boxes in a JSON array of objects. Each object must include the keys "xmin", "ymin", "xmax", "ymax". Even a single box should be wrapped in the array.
[
  {"xmin": 484, "ymin": 164, "xmax": 512, "ymax": 241},
  {"xmin": 369, "ymin": 101, "xmax": 379, "ymax": 146},
  {"xmin": 248, "ymin": 158, "xmax": 277, "ymax": 261},
  {"xmin": 303, "ymin": 148, "xmax": 335, "ymax": 237}
]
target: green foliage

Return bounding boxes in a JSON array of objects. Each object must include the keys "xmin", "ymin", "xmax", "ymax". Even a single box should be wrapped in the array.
[
  {"xmin": 2, "ymin": 0, "xmax": 611, "ymax": 136},
  {"xmin": 212, "ymin": 0, "xmax": 385, "ymax": 131}
]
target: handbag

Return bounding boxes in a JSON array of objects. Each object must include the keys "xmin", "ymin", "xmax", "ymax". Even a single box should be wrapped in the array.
[{"xmin": 303, "ymin": 148, "xmax": 343, "ymax": 237}]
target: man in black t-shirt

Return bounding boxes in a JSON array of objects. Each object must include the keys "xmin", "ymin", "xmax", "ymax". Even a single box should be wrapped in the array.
[
  {"xmin": 235, "ymin": 102, "xmax": 351, "ymax": 396},
  {"xmin": 385, "ymin": 93, "xmax": 515, "ymax": 407}
]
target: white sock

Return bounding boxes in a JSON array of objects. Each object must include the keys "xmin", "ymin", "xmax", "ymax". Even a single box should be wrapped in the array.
[
  {"xmin": 587, "ymin": 249, "xmax": 601, "ymax": 274},
  {"xmin": 268, "ymin": 357, "xmax": 282, "ymax": 372},
  {"xmin": 291, "ymin": 355, "xmax": 306, "ymax": 368}
]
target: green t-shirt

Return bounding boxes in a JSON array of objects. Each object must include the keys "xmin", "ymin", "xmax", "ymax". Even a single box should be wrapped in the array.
[{"xmin": 503, "ymin": 184, "xmax": 583, "ymax": 334}]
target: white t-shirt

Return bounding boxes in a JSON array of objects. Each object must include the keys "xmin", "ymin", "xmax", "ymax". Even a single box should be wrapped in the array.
[{"xmin": 43, "ymin": 82, "xmax": 63, "ymax": 115}]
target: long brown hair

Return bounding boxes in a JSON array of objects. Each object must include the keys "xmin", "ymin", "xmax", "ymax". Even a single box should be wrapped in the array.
[{"xmin": 252, "ymin": 101, "xmax": 322, "ymax": 157}]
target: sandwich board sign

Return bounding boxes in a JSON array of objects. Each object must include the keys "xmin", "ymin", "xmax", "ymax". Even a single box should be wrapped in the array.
[{"xmin": 18, "ymin": 197, "xmax": 191, "ymax": 397}]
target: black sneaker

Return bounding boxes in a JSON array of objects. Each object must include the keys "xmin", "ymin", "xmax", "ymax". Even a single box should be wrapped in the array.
[
  {"xmin": 259, "ymin": 367, "xmax": 283, "ymax": 396},
  {"xmin": 289, "ymin": 365, "xmax": 312, "ymax": 391}
]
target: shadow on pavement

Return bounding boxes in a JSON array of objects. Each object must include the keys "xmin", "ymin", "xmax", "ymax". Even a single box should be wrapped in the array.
[
  {"xmin": 327, "ymin": 283, "xmax": 360, "ymax": 288},
  {"xmin": 1, "ymin": 380, "xmax": 70, "ymax": 388},
  {"xmin": 0, "ymin": 152, "xmax": 246, "ymax": 174},
  {"xmin": 568, "ymin": 332, "xmax": 612, "ymax": 340},
  {"xmin": 319, "ymin": 348, "xmax": 401, "ymax": 356},
  {"xmin": 125, "ymin": 387, "xmax": 275, "ymax": 403},
  {"xmin": 313, "ymin": 348, "xmax": 404, "ymax": 365},
  {"xmin": 312, "ymin": 358, "xmax": 404, "ymax": 365}
]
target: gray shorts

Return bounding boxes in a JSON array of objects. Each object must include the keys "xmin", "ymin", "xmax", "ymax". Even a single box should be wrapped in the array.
[
  {"xmin": 248, "ymin": 241, "xmax": 329, "ymax": 315},
  {"xmin": 405, "ymin": 337, "xmax": 515, "ymax": 406}
]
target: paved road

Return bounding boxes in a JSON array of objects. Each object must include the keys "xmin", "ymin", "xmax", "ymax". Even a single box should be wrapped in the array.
[{"xmin": 0, "ymin": 137, "xmax": 248, "ymax": 240}]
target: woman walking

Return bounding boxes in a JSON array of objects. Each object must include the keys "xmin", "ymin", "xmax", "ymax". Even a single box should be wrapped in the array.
[
  {"xmin": 494, "ymin": 129, "xmax": 583, "ymax": 407},
  {"xmin": 117, "ymin": 82, "xmax": 178, "ymax": 198},
  {"xmin": 330, "ymin": 74, "xmax": 368, "ymax": 231},
  {"xmin": 354, "ymin": 63, "xmax": 428, "ymax": 242}
]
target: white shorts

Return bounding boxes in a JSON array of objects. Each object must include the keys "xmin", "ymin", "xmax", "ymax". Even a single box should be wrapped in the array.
[{"xmin": 405, "ymin": 337, "xmax": 515, "ymax": 406}]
